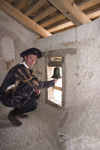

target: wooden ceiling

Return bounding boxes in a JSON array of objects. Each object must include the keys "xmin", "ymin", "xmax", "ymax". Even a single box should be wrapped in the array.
[{"xmin": 0, "ymin": 0, "xmax": 100, "ymax": 38}]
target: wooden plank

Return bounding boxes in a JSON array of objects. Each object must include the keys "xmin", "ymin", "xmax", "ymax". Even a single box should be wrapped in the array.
[
  {"xmin": 34, "ymin": 0, "xmax": 100, "ymax": 23},
  {"xmin": 48, "ymin": 10, "xmax": 100, "ymax": 33},
  {"xmin": 79, "ymin": 0, "xmax": 100, "ymax": 11},
  {"xmin": 86, "ymin": 7, "xmax": 100, "ymax": 14},
  {"xmin": 77, "ymin": 0, "xmax": 91, "ymax": 6},
  {"xmin": 54, "ymin": 26, "xmax": 75, "ymax": 34},
  {"xmin": 54, "ymin": 86, "xmax": 62, "ymax": 91},
  {"xmin": 6, "ymin": 0, "xmax": 13, "ymax": 3},
  {"xmin": 0, "ymin": 0, "xmax": 52, "ymax": 37},
  {"xmin": 48, "ymin": 0, "xmax": 91, "ymax": 26},
  {"xmin": 40, "ymin": 14, "xmax": 65, "ymax": 27},
  {"xmin": 25, "ymin": 0, "xmax": 46, "ymax": 16},
  {"xmin": 16, "ymin": 0, "xmax": 30, "ymax": 10},
  {"xmin": 87, "ymin": 10, "xmax": 100, "ymax": 20},
  {"xmin": 33, "ymin": 6, "xmax": 57, "ymax": 22},
  {"xmin": 48, "ymin": 21, "xmax": 74, "ymax": 32}
]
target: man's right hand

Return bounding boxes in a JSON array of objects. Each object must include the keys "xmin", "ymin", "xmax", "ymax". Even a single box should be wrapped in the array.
[{"xmin": 54, "ymin": 79, "xmax": 58, "ymax": 84}]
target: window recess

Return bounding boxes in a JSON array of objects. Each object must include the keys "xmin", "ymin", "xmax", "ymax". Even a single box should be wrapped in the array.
[{"xmin": 47, "ymin": 57, "xmax": 62, "ymax": 106}]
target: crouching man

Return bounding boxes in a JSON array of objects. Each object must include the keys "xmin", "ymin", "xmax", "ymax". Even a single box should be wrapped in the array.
[{"xmin": 0, "ymin": 48, "xmax": 57, "ymax": 126}]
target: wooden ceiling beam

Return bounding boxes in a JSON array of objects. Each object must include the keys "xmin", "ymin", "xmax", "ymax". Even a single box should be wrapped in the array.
[
  {"xmin": 33, "ymin": 6, "xmax": 57, "ymax": 22},
  {"xmin": 25, "ymin": 0, "xmax": 46, "ymax": 16},
  {"xmin": 34, "ymin": 0, "xmax": 100, "ymax": 23},
  {"xmin": 40, "ymin": 14, "xmax": 65, "ymax": 27},
  {"xmin": 0, "ymin": 0, "xmax": 52, "ymax": 37},
  {"xmin": 48, "ymin": 0, "xmax": 91, "ymax": 26},
  {"xmin": 16, "ymin": 0, "xmax": 30, "ymax": 10},
  {"xmin": 48, "ymin": 10, "xmax": 100, "ymax": 33}
]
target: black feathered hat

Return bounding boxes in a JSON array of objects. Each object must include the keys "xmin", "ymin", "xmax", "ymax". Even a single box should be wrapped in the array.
[{"xmin": 20, "ymin": 48, "xmax": 42, "ymax": 58}]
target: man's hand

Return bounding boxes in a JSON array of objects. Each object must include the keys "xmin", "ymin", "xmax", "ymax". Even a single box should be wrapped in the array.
[
  {"xmin": 54, "ymin": 79, "xmax": 58, "ymax": 84},
  {"xmin": 34, "ymin": 89, "xmax": 40, "ymax": 95}
]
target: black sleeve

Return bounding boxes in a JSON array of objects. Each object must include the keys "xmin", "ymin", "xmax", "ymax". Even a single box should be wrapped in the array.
[{"xmin": 15, "ymin": 67, "xmax": 55, "ymax": 89}]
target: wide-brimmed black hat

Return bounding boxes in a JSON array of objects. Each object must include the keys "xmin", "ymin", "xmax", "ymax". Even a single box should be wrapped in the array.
[{"xmin": 20, "ymin": 48, "xmax": 42, "ymax": 58}]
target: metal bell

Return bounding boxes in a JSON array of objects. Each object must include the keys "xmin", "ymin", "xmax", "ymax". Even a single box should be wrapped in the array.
[{"xmin": 51, "ymin": 67, "xmax": 62, "ymax": 79}]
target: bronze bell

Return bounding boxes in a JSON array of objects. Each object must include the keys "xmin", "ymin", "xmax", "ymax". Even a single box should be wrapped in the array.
[{"xmin": 51, "ymin": 67, "xmax": 62, "ymax": 79}]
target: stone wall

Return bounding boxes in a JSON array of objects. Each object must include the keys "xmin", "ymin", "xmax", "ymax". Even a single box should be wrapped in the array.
[
  {"xmin": 0, "ymin": 10, "xmax": 61, "ymax": 150},
  {"xmin": 33, "ymin": 17, "xmax": 100, "ymax": 150},
  {"xmin": 0, "ymin": 9, "xmax": 38, "ymax": 85}
]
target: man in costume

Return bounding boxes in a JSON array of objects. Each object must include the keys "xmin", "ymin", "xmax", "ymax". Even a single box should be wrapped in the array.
[{"xmin": 0, "ymin": 48, "xmax": 57, "ymax": 126}]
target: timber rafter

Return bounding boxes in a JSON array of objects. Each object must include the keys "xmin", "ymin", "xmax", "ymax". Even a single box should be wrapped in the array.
[{"xmin": 0, "ymin": 0, "xmax": 100, "ymax": 37}]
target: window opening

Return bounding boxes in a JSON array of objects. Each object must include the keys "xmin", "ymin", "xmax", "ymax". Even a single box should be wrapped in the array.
[{"xmin": 47, "ymin": 66, "xmax": 62, "ymax": 106}]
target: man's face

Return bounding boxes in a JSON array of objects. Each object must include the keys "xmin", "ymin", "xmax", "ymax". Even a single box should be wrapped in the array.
[{"xmin": 24, "ymin": 54, "xmax": 37, "ymax": 68}]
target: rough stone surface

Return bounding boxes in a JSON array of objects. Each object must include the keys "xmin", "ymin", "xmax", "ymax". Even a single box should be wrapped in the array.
[
  {"xmin": 33, "ymin": 28, "xmax": 76, "ymax": 51},
  {"xmin": 0, "ymin": 9, "xmax": 38, "ymax": 84},
  {"xmin": 1, "ymin": 37, "xmax": 15, "ymax": 62},
  {"xmin": 0, "ymin": 10, "xmax": 37, "ymax": 47},
  {"xmin": 0, "ymin": 102, "xmax": 62, "ymax": 150},
  {"xmin": 33, "ymin": 17, "xmax": 100, "ymax": 150}
]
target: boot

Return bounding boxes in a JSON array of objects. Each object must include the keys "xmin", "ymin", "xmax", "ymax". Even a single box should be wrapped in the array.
[
  {"xmin": 7, "ymin": 112, "xmax": 22, "ymax": 126},
  {"xmin": 19, "ymin": 113, "xmax": 28, "ymax": 119}
]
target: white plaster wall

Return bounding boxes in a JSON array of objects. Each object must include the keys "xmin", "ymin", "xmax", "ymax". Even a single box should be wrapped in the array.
[
  {"xmin": 33, "ymin": 28, "xmax": 76, "ymax": 51},
  {"xmin": 33, "ymin": 17, "xmax": 100, "ymax": 150},
  {"xmin": 0, "ymin": 9, "xmax": 37, "ymax": 47},
  {"xmin": 0, "ymin": 9, "xmax": 38, "ymax": 85},
  {"xmin": 33, "ymin": 17, "xmax": 100, "ymax": 51}
]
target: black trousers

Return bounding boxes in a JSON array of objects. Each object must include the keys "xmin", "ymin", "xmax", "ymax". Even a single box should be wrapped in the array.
[
  {"xmin": 0, "ymin": 83, "xmax": 40, "ymax": 116},
  {"xmin": 11, "ymin": 98, "xmax": 38, "ymax": 116}
]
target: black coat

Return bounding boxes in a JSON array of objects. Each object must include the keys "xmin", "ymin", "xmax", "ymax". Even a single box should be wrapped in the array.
[{"xmin": 0, "ymin": 64, "xmax": 55, "ymax": 108}]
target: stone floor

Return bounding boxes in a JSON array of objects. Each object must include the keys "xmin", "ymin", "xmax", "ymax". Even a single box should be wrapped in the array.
[{"xmin": 0, "ymin": 101, "xmax": 62, "ymax": 150}]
